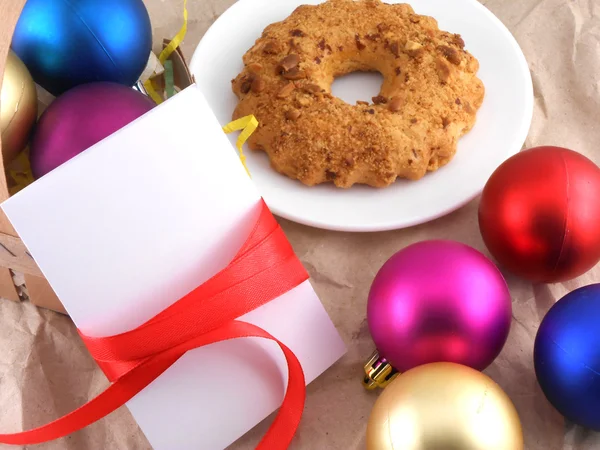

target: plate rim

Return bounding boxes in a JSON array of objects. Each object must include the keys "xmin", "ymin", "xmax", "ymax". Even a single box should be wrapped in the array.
[{"xmin": 190, "ymin": 0, "xmax": 534, "ymax": 233}]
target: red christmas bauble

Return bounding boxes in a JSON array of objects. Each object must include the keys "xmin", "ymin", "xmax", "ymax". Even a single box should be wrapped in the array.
[{"xmin": 478, "ymin": 146, "xmax": 600, "ymax": 283}]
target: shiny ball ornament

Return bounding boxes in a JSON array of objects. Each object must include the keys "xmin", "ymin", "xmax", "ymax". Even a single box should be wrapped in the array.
[
  {"xmin": 367, "ymin": 240, "xmax": 512, "ymax": 373},
  {"xmin": 479, "ymin": 146, "xmax": 600, "ymax": 283},
  {"xmin": 534, "ymin": 284, "xmax": 600, "ymax": 430},
  {"xmin": 11, "ymin": 0, "xmax": 152, "ymax": 96},
  {"xmin": 30, "ymin": 82, "xmax": 154, "ymax": 178},
  {"xmin": 366, "ymin": 362, "xmax": 524, "ymax": 450},
  {"xmin": 1, "ymin": 50, "xmax": 38, "ymax": 162}
]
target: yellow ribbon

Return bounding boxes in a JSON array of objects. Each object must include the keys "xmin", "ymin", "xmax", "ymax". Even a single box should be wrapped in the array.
[
  {"xmin": 144, "ymin": 0, "xmax": 189, "ymax": 104},
  {"xmin": 222, "ymin": 115, "xmax": 259, "ymax": 177},
  {"xmin": 144, "ymin": 80, "xmax": 163, "ymax": 104},
  {"xmin": 8, "ymin": 150, "xmax": 35, "ymax": 195},
  {"xmin": 159, "ymin": 0, "xmax": 188, "ymax": 65}
]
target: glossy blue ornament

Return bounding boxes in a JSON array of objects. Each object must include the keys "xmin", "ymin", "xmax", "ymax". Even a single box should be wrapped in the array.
[
  {"xmin": 11, "ymin": 0, "xmax": 152, "ymax": 96},
  {"xmin": 534, "ymin": 284, "xmax": 600, "ymax": 430}
]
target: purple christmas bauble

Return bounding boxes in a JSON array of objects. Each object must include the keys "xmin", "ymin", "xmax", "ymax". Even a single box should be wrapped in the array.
[
  {"xmin": 30, "ymin": 82, "xmax": 155, "ymax": 178},
  {"xmin": 367, "ymin": 240, "xmax": 512, "ymax": 373}
]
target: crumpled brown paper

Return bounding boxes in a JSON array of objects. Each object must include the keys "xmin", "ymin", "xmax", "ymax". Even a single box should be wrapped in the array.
[{"xmin": 1, "ymin": 0, "xmax": 599, "ymax": 449}]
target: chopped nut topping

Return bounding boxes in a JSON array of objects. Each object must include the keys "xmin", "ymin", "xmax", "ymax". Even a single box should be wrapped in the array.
[
  {"xmin": 388, "ymin": 96, "xmax": 403, "ymax": 112},
  {"xmin": 290, "ymin": 29, "xmax": 305, "ymax": 37},
  {"xmin": 436, "ymin": 58, "xmax": 451, "ymax": 83},
  {"xmin": 297, "ymin": 95, "xmax": 312, "ymax": 106},
  {"xmin": 262, "ymin": 42, "xmax": 279, "ymax": 54},
  {"xmin": 247, "ymin": 63, "xmax": 263, "ymax": 74},
  {"xmin": 390, "ymin": 41, "xmax": 400, "ymax": 57},
  {"xmin": 395, "ymin": 67, "xmax": 402, "ymax": 75},
  {"xmin": 405, "ymin": 40, "xmax": 422, "ymax": 51},
  {"xmin": 240, "ymin": 80, "xmax": 251, "ymax": 94},
  {"xmin": 355, "ymin": 34, "xmax": 366, "ymax": 50},
  {"xmin": 303, "ymin": 83, "xmax": 322, "ymax": 94},
  {"xmin": 377, "ymin": 23, "xmax": 390, "ymax": 33},
  {"xmin": 251, "ymin": 76, "xmax": 265, "ymax": 93},
  {"xmin": 278, "ymin": 54, "xmax": 300, "ymax": 72},
  {"xmin": 368, "ymin": 109, "xmax": 375, "ymax": 114},
  {"xmin": 318, "ymin": 39, "xmax": 326, "ymax": 50},
  {"xmin": 442, "ymin": 117, "xmax": 450, "ymax": 128},
  {"xmin": 372, "ymin": 95, "xmax": 388, "ymax": 105},
  {"xmin": 357, "ymin": 100, "xmax": 369, "ymax": 106},
  {"xmin": 438, "ymin": 45, "xmax": 461, "ymax": 65},
  {"xmin": 282, "ymin": 67, "xmax": 306, "ymax": 80},
  {"xmin": 453, "ymin": 34, "xmax": 465, "ymax": 48},
  {"xmin": 405, "ymin": 41, "xmax": 424, "ymax": 58},
  {"xmin": 285, "ymin": 109, "xmax": 302, "ymax": 120},
  {"xmin": 277, "ymin": 82, "xmax": 296, "ymax": 98},
  {"xmin": 314, "ymin": 56, "xmax": 322, "ymax": 64}
]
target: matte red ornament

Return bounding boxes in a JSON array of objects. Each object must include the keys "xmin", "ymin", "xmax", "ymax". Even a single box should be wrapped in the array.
[{"xmin": 478, "ymin": 146, "xmax": 600, "ymax": 283}]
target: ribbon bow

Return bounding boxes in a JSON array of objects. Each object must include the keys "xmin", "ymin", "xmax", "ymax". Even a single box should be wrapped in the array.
[{"xmin": 0, "ymin": 200, "xmax": 309, "ymax": 449}]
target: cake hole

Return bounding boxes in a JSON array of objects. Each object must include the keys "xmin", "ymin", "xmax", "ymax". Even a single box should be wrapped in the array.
[{"xmin": 331, "ymin": 71, "xmax": 384, "ymax": 106}]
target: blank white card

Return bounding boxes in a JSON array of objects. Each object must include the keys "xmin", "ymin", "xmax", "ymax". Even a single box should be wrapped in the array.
[{"xmin": 1, "ymin": 85, "xmax": 346, "ymax": 450}]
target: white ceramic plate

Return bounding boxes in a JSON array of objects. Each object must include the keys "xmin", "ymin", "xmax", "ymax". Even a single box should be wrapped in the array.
[{"xmin": 190, "ymin": 0, "xmax": 533, "ymax": 232}]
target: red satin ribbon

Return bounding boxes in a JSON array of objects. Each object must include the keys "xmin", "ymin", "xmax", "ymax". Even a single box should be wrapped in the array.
[{"xmin": 0, "ymin": 200, "xmax": 309, "ymax": 449}]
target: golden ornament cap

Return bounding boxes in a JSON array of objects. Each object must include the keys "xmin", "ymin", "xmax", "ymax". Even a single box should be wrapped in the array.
[{"xmin": 362, "ymin": 349, "xmax": 398, "ymax": 390}]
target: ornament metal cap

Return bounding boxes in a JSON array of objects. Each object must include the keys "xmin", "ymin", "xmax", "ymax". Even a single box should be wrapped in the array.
[
  {"xmin": 363, "ymin": 349, "xmax": 399, "ymax": 390},
  {"xmin": 133, "ymin": 80, "xmax": 150, "ymax": 97}
]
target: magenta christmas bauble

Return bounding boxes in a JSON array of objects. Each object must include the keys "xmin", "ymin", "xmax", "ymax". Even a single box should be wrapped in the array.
[
  {"xmin": 30, "ymin": 82, "xmax": 155, "ymax": 178},
  {"xmin": 367, "ymin": 240, "xmax": 512, "ymax": 373}
]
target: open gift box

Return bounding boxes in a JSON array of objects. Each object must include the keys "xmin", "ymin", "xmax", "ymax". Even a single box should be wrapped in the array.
[{"xmin": 0, "ymin": 77, "xmax": 346, "ymax": 447}]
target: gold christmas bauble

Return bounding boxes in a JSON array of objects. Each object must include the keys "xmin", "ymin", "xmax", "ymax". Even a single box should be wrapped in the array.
[
  {"xmin": 366, "ymin": 362, "xmax": 523, "ymax": 450},
  {"xmin": 1, "ymin": 50, "xmax": 38, "ymax": 163}
]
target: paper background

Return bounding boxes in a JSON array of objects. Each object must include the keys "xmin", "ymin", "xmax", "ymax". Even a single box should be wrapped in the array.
[{"xmin": 0, "ymin": 0, "xmax": 599, "ymax": 449}]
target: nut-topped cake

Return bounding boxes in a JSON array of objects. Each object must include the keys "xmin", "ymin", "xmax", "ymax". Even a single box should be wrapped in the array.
[{"xmin": 231, "ymin": 0, "xmax": 485, "ymax": 188}]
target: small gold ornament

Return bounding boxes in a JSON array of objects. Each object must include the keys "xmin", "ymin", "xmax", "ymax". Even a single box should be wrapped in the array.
[
  {"xmin": 1, "ymin": 50, "xmax": 38, "ymax": 163},
  {"xmin": 366, "ymin": 362, "xmax": 523, "ymax": 450}
]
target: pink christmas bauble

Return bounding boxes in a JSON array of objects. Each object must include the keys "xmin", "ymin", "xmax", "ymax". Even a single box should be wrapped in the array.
[
  {"xmin": 367, "ymin": 240, "xmax": 512, "ymax": 373},
  {"xmin": 30, "ymin": 82, "xmax": 155, "ymax": 178}
]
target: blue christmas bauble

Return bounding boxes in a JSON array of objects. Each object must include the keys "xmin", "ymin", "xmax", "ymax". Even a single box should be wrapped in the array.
[
  {"xmin": 534, "ymin": 284, "xmax": 600, "ymax": 430},
  {"xmin": 11, "ymin": 0, "xmax": 152, "ymax": 96}
]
